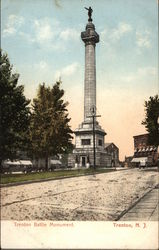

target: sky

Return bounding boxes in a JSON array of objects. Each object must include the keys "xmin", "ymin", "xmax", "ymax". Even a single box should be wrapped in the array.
[{"xmin": 1, "ymin": 0, "xmax": 158, "ymax": 160}]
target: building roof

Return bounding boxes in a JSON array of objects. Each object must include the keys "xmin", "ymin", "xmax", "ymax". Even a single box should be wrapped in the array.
[
  {"xmin": 105, "ymin": 143, "xmax": 112, "ymax": 147},
  {"xmin": 134, "ymin": 146, "xmax": 157, "ymax": 152},
  {"xmin": 133, "ymin": 133, "xmax": 148, "ymax": 138},
  {"xmin": 105, "ymin": 143, "xmax": 119, "ymax": 149}
]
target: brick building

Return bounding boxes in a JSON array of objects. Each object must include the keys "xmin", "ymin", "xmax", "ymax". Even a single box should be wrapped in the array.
[
  {"xmin": 131, "ymin": 134, "xmax": 158, "ymax": 166},
  {"xmin": 104, "ymin": 143, "xmax": 119, "ymax": 167}
]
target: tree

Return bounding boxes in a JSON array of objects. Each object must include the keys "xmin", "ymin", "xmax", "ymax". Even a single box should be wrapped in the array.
[
  {"xmin": 142, "ymin": 95, "xmax": 159, "ymax": 146},
  {"xmin": 30, "ymin": 82, "xmax": 73, "ymax": 170},
  {"xmin": 0, "ymin": 50, "xmax": 30, "ymax": 165}
]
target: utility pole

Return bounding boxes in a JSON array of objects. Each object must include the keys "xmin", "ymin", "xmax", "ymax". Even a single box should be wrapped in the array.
[{"xmin": 87, "ymin": 106, "xmax": 101, "ymax": 169}]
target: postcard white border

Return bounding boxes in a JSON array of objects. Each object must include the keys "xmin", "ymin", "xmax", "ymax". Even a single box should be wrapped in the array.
[{"xmin": 1, "ymin": 220, "xmax": 158, "ymax": 249}]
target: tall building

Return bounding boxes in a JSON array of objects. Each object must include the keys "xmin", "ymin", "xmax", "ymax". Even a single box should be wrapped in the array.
[{"xmin": 68, "ymin": 7, "xmax": 111, "ymax": 168}]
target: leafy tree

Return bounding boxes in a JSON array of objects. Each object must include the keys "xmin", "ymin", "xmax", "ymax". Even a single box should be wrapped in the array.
[
  {"xmin": 142, "ymin": 95, "xmax": 159, "ymax": 146},
  {"xmin": 30, "ymin": 82, "xmax": 73, "ymax": 170},
  {"xmin": 0, "ymin": 50, "xmax": 30, "ymax": 165}
]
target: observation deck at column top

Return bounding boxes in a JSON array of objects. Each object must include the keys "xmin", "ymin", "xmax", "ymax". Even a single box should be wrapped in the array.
[{"xmin": 81, "ymin": 22, "xmax": 99, "ymax": 44}]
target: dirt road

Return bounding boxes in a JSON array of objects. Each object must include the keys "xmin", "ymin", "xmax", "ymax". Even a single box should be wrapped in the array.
[{"xmin": 1, "ymin": 168, "xmax": 158, "ymax": 220}]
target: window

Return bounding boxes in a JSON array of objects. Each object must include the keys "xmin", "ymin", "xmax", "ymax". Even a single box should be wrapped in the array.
[
  {"xmin": 98, "ymin": 139, "xmax": 102, "ymax": 146},
  {"xmin": 81, "ymin": 139, "xmax": 91, "ymax": 145}
]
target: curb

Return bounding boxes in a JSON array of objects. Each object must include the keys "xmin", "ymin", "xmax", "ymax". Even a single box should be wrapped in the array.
[
  {"xmin": 115, "ymin": 184, "xmax": 159, "ymax": 221},
  {"xmin": 0, "ymin": 167, "xmax": 133, "ymax": 188},
  {"xmin": 0, "ymin": 169, "xmax": 118, "ymax": 188}
]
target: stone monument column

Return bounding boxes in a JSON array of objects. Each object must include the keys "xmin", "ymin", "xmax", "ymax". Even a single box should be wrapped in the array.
[
  {"xmin": 81, "ymin": 10, "xmax": 99, "ymax": 122},
  {"xmin": 68, "ymin": 7, "xmax": 109, "ymax": 169}
]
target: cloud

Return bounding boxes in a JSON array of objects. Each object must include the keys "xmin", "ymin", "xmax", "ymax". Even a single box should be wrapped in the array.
[
  {"xmin": 129, "ymin": 67, "xmax": 157, "ymax": 92},
  {"xmin": 3, "ymin": 14, "xmax": 81, "ymax": 51},
  {"xmin": 3, "ymin": 15, "xmax": 24, "ymax": 37},
  {"xmin": 18, "ymin": 31, "xmax": 35, "ymax": 43},
  {"xmin": 100, "ymin": 22, "xmax": 132, "ymax": 60},
  {"xmin": 100, "ymin": 28, "xmax": 107, "ymax": 43},
  {"xmin": 119, "ymin": 67, "xmax": 157, "ymax": 85},
  {"xmin": 101, "ymin": 22, "xmax": 132, "ymax": 44},
  {"xmin": 55, "ymin": 62, "xmax": 79, "ymax": 79},
  {"xmin": 33, "ymin": 18, "xmax": 59, "ymax": 44},
  {"xmin": 98, "ymin": 66, "xmax": 157, "ymax": 98},
  {"xmin": 27, "ymin": 18, "xmax": 80, "ymax": 49},
  {"xmin": 136, "ymin": 30, "xmax": 151, "ymax": 48},
  {"xmin": 137, "ymin": 66, "xmax": 157, "ymax": 76},
  {"xmin": 59, "ymin": 28, "xmax": 79, "ymax": 41},
  {"xmin": 34, "ymin": 61, "xmax": 48, "ymax": 70},
  {"xmin": 110, "ymin": 22, "xmax": 132, "ymax": 41}
]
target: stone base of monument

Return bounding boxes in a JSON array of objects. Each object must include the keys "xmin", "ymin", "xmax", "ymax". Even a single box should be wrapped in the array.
[
  {"xmin": 74, "ymin": 163, "xmax": 90, "ymax": 169},
  {"xmin": 74, "ymin": 163, "xmax": 78, "ymax": 169},
  {"xmin": 86, "ymin": 163, "xmax": 90, "ymax": 168},
  {"xmin": 68, "ymin": 151, "xmax": 112, "ymax": 168}
]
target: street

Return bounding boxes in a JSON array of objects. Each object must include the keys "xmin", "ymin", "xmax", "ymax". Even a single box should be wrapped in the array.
[{"xmin": 1, "ymin": 168, "xmax": 159, "ymax": 221}]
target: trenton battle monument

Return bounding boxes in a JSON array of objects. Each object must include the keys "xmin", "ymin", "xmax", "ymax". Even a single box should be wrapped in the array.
[{"xmin": 68, "ymin": 7, "xmax": 111, "ymax": 168}]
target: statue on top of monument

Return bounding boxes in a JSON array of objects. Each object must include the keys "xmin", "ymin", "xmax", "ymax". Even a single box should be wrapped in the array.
[{"xmin": 84, "ymin": 6, "xmax": 93, "ymax": 22}]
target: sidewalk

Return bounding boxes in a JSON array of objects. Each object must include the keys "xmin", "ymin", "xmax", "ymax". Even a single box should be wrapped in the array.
[{"xmin": 119, "ymin": 186, "xmax": 159, "ymax": 221}]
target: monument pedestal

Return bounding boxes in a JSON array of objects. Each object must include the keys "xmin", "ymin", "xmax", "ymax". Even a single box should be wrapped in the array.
[{"xmin": 68, "ymin": 121, "xmax": 111, "ymax": 168}]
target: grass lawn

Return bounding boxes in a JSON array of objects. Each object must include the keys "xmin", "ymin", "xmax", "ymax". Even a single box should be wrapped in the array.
[{"xmin": 1, "ymin": 168, "xmax": 115, "ymax": 185}]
